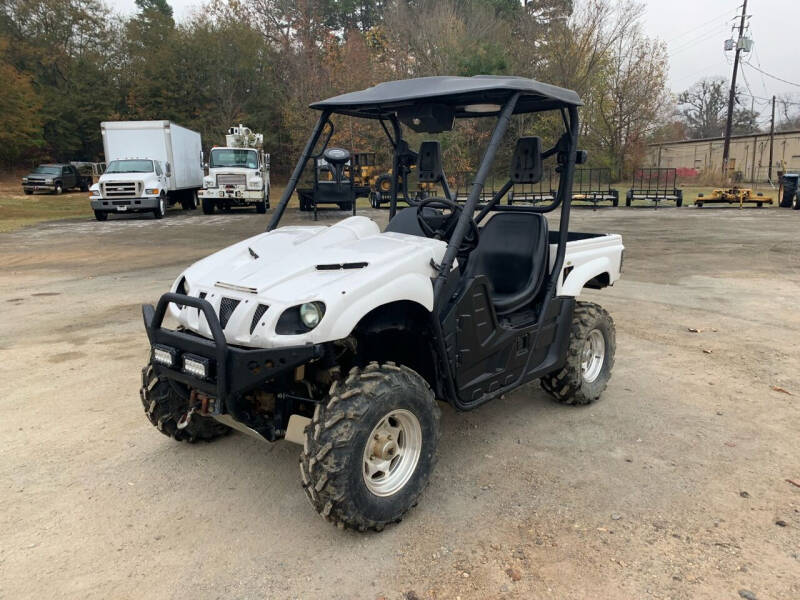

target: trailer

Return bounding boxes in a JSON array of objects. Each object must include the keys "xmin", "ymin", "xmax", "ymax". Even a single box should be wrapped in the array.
[
  {"xmin": 626, "ymin": 168, "xmax": 683, "ymax": 208},
  {"xmin": 571, "ymin": 168, "xmax": 619, "ymax": 208},
  {"xmin": 507, "ymin": 167, "xmax": 557, "ymax": 204}
]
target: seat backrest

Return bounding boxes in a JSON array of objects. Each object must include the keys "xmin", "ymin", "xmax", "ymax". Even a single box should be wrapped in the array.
[
  {"xmin": 417, "ymin": 141, "xmax": 444, "ymax": 183},
  {"xmin": 464, "ymin": 212, "xmax": 548, "ymax": 315},
  {"xmin": 385, "ymin": 206, "xmax": 448, "ymax": 237}
]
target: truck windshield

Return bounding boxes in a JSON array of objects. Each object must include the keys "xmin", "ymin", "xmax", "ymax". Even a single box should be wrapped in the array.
[
  {"xmin": 210, "ymin": 149, "xmax": 258, "ymax": 169},
  {"xmin": 106, "ymin": 160, "xmax": 154, "ymax": 173},
  {"xmin": 33, "ymin": 166, "xmax": 61, "ymax": 175}
]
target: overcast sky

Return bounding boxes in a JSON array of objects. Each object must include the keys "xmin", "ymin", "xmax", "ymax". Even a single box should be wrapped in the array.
[{"xmin": 108, "ymin": 0, "xmax": 800, "ymax": 117}]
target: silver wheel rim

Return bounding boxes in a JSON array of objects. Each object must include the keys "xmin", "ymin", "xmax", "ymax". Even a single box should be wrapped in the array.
[
  {"xmin": 581, "ymin": 329, "xmax": 605, "ymax": 383},
  {"xmin": 362, "ymin": 409, "xmax": 422, "ymax": 497},
  {"xmin": 159, "ymin": 198, "xmax": 165, "ymax": 215}
]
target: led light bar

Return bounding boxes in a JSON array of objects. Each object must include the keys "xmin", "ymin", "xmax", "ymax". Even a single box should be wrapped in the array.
[
  {"xmin": 183, "ymin": 354, "xmax": 212, "ymax": 380},
  {"xmin": 152, "ymin": 344, "xmax": 177, "ymax": 367}
]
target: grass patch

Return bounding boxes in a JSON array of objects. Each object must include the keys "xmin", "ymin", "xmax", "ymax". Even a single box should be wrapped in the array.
[{"xmin": 0, "ymin": 192, "xmax": 93, "ymax": 233}]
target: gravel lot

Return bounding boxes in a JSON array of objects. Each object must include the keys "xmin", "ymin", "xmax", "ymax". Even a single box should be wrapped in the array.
[{"xmin": 1, "ymin": 204, "xmax": 798, "ymax": 600}]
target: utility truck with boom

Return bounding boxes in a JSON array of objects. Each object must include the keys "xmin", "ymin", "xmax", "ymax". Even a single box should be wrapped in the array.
[
  {"xmin": 139, "ymin": 76, "xmax": 624, "ymax": 532},
  {"xmin": 200, "ymin": 124, "xmax": 270, "ymax": 214},
  {"xmin": 90, "ymin": 121, "xmax": 203, "ymax": 221}
]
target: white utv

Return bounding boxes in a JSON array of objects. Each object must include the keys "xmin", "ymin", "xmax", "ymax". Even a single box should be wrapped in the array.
[{"xmin": 141, "ymin": 76, "xmax": 624, "ymax": 532}]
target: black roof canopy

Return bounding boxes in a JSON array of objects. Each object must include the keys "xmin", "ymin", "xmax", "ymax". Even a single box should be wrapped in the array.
[{"xmin": 310, "ymin": 75, "xmax": 582, "ymax": 119}]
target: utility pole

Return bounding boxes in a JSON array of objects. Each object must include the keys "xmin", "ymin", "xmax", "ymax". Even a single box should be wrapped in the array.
[
  {"xmin": 721, "ymin": 0, "xmax": 748, "ymax": 180},
  {"xmin": 768, "ymin": 95, "xmax": 776, "ymax": 182}
]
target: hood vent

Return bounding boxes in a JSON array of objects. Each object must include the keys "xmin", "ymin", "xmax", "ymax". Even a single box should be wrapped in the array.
[
  {"xmin": 250, "ymin": 303, "xmax": 269, "ymax": 334},
  {"xmin": 316, "ymin": 262, "xmax": 368, "ymax": 271},
  {"xmin": 216, "ymin": 281, "xmax": 258, "ymax": 294},
  {"xmin": 219, "ymin": 297, "xmax": 240, "ymax": 329}
]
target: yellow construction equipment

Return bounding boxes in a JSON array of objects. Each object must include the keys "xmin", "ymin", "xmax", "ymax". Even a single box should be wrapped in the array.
[{"xmin": 694, "ymin": 187, "xmax": 773, "ymax": 208}]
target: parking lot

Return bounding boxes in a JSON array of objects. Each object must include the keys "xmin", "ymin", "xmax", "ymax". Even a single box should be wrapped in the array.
[{"xmin": 1, "ymin": 204, "xmax": 799, "ymax": 599}]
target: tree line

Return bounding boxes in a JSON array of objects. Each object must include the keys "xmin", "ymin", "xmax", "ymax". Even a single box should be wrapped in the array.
[{"xmin": 3, "ymin": 0, "xmax": 774, "ymax": 180}]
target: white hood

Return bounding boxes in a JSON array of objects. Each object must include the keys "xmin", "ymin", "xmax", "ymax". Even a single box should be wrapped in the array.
[{"xmin": 171, "ymin": 216, "xmax": 446, "ymax": 348}]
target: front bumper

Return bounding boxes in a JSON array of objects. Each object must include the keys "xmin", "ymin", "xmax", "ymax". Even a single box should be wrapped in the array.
[
  {"xmin": 143, "ymin": 293, "xmax": 323, "ymax": 413},
  {"xmin": 92, "ymin": 197, "xmax": 159, "ymax": 212},
  {"xmin": 199, "ymin": 188, "xmax": 264, "ymax": 201},
  {"xmin": 23, "ymin": 183, "xmax": 55, "ymax": 192}
]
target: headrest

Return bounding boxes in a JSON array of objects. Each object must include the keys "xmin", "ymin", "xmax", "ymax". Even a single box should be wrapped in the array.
[
  {"xmin": 417, "ymin": 141, "xmax": 444, "ymax": 183},
  {"xmin": 510, "ymin": 137, "xmax": 543, "ymax": 184}
]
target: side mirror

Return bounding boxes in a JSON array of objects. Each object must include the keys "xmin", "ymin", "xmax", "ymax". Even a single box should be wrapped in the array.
[
  {"xmin": 203, "ymin": 162, "xmax": 208, "ymax": 169},
  {"xmin": 165, "ymin": 162, "xmax": 172, "ymax": 177},
  {"xmin": 510, "ymin": 137, "xmax": 543, "ymax": 184},
  {"xmin": 576, "ymin": 150, "xmax": 588, "ymax": 165}
]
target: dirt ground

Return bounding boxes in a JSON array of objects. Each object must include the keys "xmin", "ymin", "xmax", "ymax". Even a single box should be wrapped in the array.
[{"xmin": 1, "ymin": 203, "xmax": 798, "ymax": 600}]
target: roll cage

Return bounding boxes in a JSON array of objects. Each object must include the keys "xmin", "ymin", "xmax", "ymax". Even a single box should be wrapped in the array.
[
  {"xmin": 270, "ymin": 76, "xmax": 581, "ymax": 306},
  {"xmin": 267, "ymin": 76, "xmax": 584, "ymax": 409}
]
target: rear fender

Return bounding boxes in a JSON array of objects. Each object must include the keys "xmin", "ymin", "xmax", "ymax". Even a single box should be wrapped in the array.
[{"xmin": 559, "ymin": 256, "xmax": 614, "ymax": 296}]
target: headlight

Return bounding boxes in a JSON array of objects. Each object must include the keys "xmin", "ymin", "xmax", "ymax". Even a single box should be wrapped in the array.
[
  {"xmin": 152, "ymin": 344, "xmax": 177, "ymax": 367},
  {"xmin": 276, "ymin": 302, "xmax": 326, "ymax": 334},
  {"xmin": 45, "ymin": 178, "xmax": 53, "ymax": 184},
  {"xmin": 300, "ymin": 302, "xmax": 323, "ymax": 328},
  {"xmin": 204, "ymin": 176, "xmax": 216, "ymax": 188},
  {"xmin": 145, "ymin": 188, "xmax": 160, "ymax": 195},
  {"xmin": 247, "ymin": 177, "xmax": 263, "ymax": 190},
  {"xmin": 182, "ymin": 353, "xmax": 212, "ymax": 379},
  {"xmin": 22, "ymin": 177, "xmax": 28, "ymax": 183}
]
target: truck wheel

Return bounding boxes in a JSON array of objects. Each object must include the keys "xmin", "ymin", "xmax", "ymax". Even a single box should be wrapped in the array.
[
  {"xmin": 94, "ymin": 210, "xmax": 108, "ymax": 221},
  {"xmin": 54, "ymin": 182, "xmax": 63, "ymax": 195},
  {"xmin": 300, "ymin": 362, "xmax": 441, "ymax": 532},
  {"xmin": 153, "ymin": 196, "xmax": 166, "ymax": 219},
  {"xmin": 202, "ymin": 197, "xmax": 216, "ymax": 214},
  {"xmin": 139, "ymin": 364, "xmax": 230, "ymax": 442},
  {"xmin": 24, "ymin": 190, "xmax": 33, "ymax": 195},
  {"xmin": 540, "ymin": 302, "xmax": 616, "ymax": 405},
  {"xmin": 255, "ymin": 196, "xmax": 267, "ymax": 213},
  {"xmin": 793, "ymin": 193, "xmax": 800, "ymax": 210},
  {"xmin": 180, "ymin": 190, "xmax": 198, "ymax": 210},
  {"xmin": 80, "ymin": 180, "xmax": 89, "ymax": 192}
]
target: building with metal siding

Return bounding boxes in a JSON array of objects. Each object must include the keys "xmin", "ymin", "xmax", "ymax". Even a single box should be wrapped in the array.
[{"xmin": 648, "ymin": 130, "xmax": 800, "ymax": 182}]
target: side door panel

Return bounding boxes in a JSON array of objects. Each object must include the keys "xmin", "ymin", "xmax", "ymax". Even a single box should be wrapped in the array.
[{"xmin": 441, "ymin": 275, "xmax": 574, "ymax": 409}]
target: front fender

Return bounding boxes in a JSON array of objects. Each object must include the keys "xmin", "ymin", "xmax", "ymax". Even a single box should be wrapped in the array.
[{"xmin": 327, "ymin": 272, "xmax": 434, "ymax": 340}]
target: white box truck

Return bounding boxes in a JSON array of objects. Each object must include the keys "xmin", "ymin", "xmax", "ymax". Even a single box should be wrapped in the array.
[{"xmin": 90, "ymin": 120, "xmax": 203, "ymax": 221}]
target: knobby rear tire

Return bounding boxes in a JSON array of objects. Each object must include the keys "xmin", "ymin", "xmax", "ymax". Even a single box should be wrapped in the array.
[{"xmin": 540, "ymin": 301, "xmax": 616, "ymax": 405}]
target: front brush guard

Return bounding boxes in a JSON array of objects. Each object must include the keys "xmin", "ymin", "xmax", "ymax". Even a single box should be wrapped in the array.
[{"xmin": 142, "ymin": 292, "xmax": 323, "ymax": 414}]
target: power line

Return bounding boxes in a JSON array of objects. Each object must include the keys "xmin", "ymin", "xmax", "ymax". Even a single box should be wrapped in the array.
[
  {"xmin": 668, "ymin": 23, "xmax": 730, "ymax": 59},
  {"xmin": 742, "ymin": 61, "xmax": 800, "ymax": 89},
  {"xmin": 665, "ymin": 8, "xmax": 734, "ymax": 44},
  {"xmin": 751, "ymin": 47, "xmax": 770, "ymax": 97}
]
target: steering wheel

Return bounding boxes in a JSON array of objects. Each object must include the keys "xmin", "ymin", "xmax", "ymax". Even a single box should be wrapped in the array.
[{"xmin": 415, "ymin": 198, "xmax": 479, "ymax": 254}]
